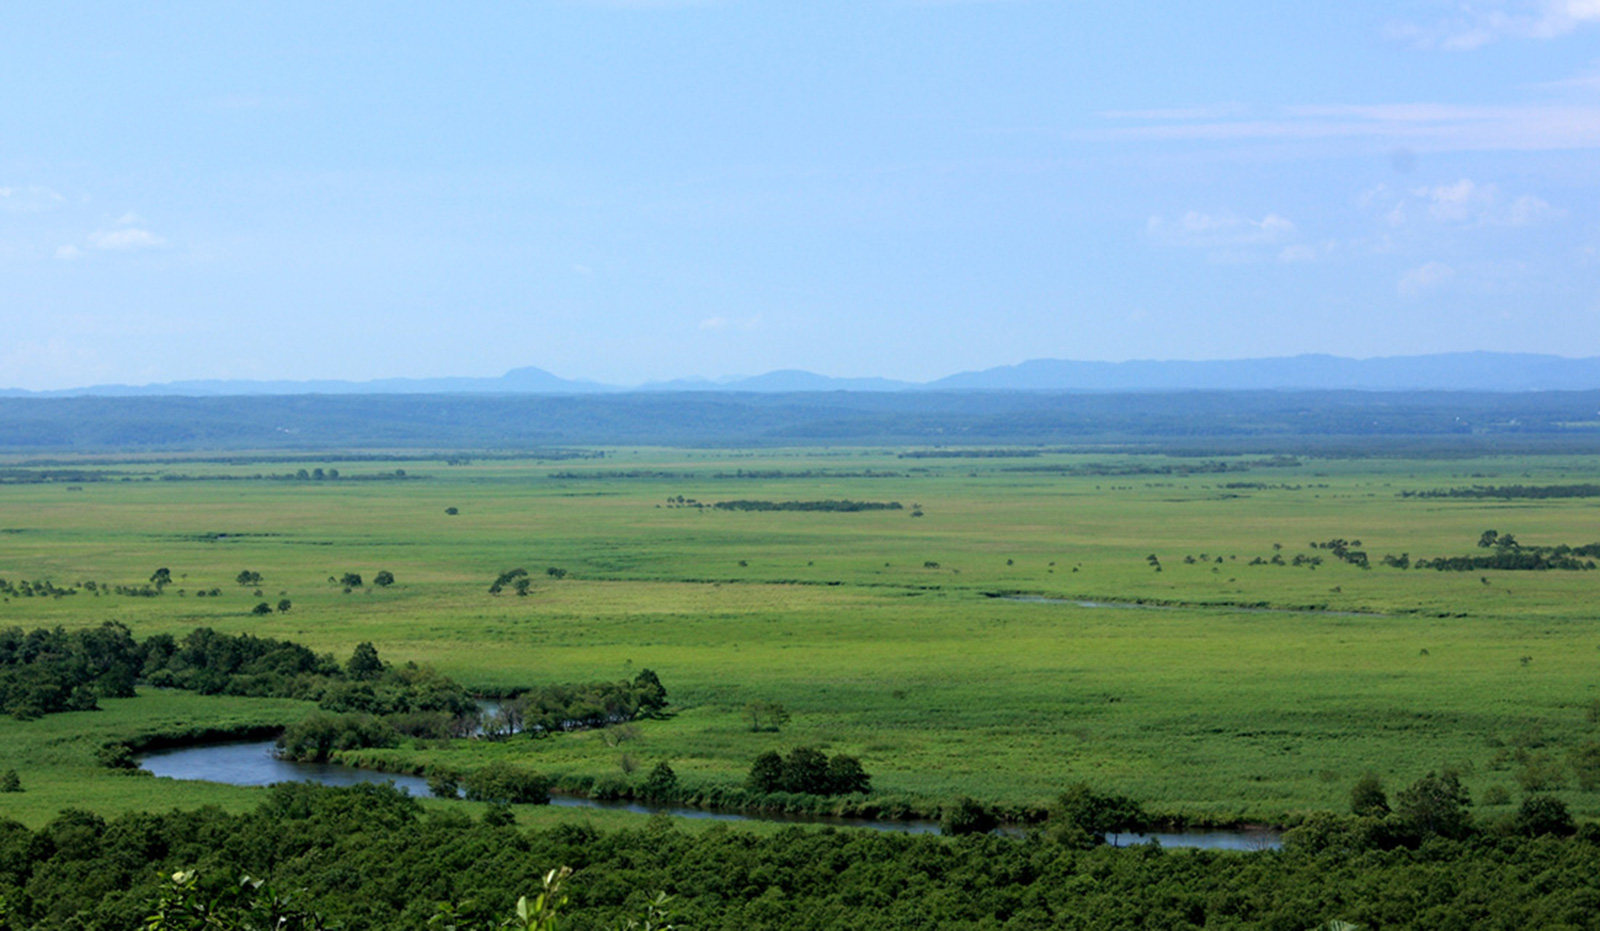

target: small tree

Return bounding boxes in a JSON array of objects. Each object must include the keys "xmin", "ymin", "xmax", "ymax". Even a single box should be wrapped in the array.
[
  {"xmin": 0, "ymin": 769, "xmax": 20, "ymax": 793},
  {"xmin": 373, "ymin": 570, "xmax": 395, "ymax": 587},
  {"xmin": 1511, "ymin": 794, "xmax": 1575, "ymax": 837},
  {"xmin": 236, "ymin": 570, "xmax": 263, "ymax": 587},
  {"xmin": 277, "ymin": 598, "xmax": 292, "ymax": 613},
  {"xmin": 747, "ymin": 751, "xmax": 784, "ymax": 793},
  {"xmin": 150, "ymin": 568, "xmax": 172, "ymax": 588},
  {"xmin": 941, "ymin": 796, "xmax": 996, "ymax": 836},
  {"xmin": 1394, "ymin": 770, "xmax": 1473, "ymax": 840},
  {"xmin": 339, "ymin": 572, "xmax": 363, "ymax": 589},
  {"xmin": 642, "ymin": 761, "xmax": 678, "ymax": 800},
  {"xmin": 744, "ymin": 699, "xmax": 790, "ymax": 732},
  {"xmin": 346, "ymin": 642, "xmax": 384, "ymax": 680},
  {"xmin": 1350, "ymin": 771, "xmax": 1390, "ymax": 817},
  {"xmin": 251, "ymin": 602, "xmax": 272, "ymax": 616}
]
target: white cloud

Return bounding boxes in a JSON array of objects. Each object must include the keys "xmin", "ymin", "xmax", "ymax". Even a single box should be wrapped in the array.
[
  {"xmin": 87, "ymin": 227, "xmax": 166, "ymax": 250},
  {"xmin": 1146, "ymin": 211, "xmax": 1295, "ymax": 249},
  {"xmin": 1416, "ymin": 178, "xmax": 1493, "ymax": 223},
  {"xmin": 1399, "ymin": 261, "xmax": 1457, "ymax": 295},
  {"xmin": 1366, "ymin": 178, "xmax": 1563, "ymax": 228},
  {"xmin": 54, "ymin": 245, "xmax": 82, "ymax": 260},
  {"xmin": 0, "ymin": 185, "xmax": 65, "ymax": 212}
]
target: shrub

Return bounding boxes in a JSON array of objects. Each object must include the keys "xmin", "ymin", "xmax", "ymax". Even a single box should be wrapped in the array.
[
  {"xmin": 940, "ymin": 796, "xmax": 996, "ymax": 835},
  {"xmin": 462, "ymin": 762, "xmax": 551, "ymax": 804}
]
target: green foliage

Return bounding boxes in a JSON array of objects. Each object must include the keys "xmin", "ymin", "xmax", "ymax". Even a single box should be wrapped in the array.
[
  {"xmin": 460, "ymin": 761, "xmax": 551, "ymax": 804},
  {"xmin": 143, "ymin": 869, "xmax": 331, "ymax": 931},
  {"xmin": 276, "ymin": 712, "xmax": 397, "ymax": 762},
  {"xmin": 1050, "ymin": 782, "xmax": 1145, "ymax": 840},
  {"xmin": 1349, "ymin": 772, "xmax": 1390, "ymax": 818},
  {"xmin": 235, "ymin": 570, "xmax": 263, "ymax": 587},
  {"xmin": 489, "ymin": 568, "xmax": 527, "ymax": 595},
  {"xmin": 1393, "ymin": 770, "xmax": 1473, "ymax": 841},
  {"xmin": 641, "ymin": 761, "xmax": 678, "ymax": 800},
  {"xmin": 745, "ymin": 746, "xmax": 870, "ymax": 797},
  {"xmin": 1510, "ymin": 794, "xmax": 1575, "ymax": 838},
  {"xmin": 0, "ymin": 622, "xmax": 140, "ymax": 718},
  {"xmin": 742, "ymin": 699, "xmax": 789, "ymax": 732},
  {"xmin": 939, "ymin": 795, "xmax": 997, "ymax": 835},
  {"xmin": 0, "ymin": 769, "xmax": 19, "ymax": 792},
  {"xmin": 373, "ymin": 570, "xmax": 395, "ymax": 587},
  {"xmin": 345, "ymin": 641, "xmax": 385, "ymax": 680}
]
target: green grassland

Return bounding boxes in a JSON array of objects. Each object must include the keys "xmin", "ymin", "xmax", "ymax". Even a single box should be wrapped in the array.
[{"xmin": 2, "ymin": 449, "xmax": 1599, "ymax": 828}]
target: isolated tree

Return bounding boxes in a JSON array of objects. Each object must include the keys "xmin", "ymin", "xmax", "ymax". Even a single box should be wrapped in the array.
[
  {"xmin": 0, "ymin": 769, "xmax": 20, "ymax": 793},
  {"xmin": 373, "ymin": 570, "xmax": 395, "ymax": 587},
  {"xmin": 340, "ymin": 572, "xmax": 363, "ymax": 589},
  {"xmin": 251, "ymin": 602, "xmax": 272, "ymax": 616},
  {"xmin": 150, "ymin": 568, "xmax": 172, "ymax": 588},
  {"xmin": 277, "ymin": 598, "xmax": 292, "ymax": 613},
  {"xmin": 236, "ymin": 570, "xmax": 263, "ymax": 587}
]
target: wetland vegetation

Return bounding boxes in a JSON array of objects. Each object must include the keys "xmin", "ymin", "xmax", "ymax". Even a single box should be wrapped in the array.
[{"xmin": 3, "ymin": 429, "xmax": 1600, "ymax": 926}]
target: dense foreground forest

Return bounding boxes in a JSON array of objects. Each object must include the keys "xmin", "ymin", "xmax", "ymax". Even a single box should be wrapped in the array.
[{"xmin": 5, "ymin": 782, "xmax": 1600, "ymax": 930}]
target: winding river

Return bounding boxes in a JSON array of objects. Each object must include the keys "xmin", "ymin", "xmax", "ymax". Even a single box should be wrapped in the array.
[{"xmin": 137, "ymin": 739, "xmax": 1281, "ymax": 849}]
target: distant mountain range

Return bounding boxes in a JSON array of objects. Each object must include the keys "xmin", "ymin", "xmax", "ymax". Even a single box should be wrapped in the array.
[{"xmin": 5, "ymin": 352, "xmax": 1600, "ymax": 397}]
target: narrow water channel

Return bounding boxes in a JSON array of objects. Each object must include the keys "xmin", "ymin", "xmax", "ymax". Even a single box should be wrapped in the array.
[{"xmin": 137, "ymin": 739, "xmax": 1281, "ymax": 849}]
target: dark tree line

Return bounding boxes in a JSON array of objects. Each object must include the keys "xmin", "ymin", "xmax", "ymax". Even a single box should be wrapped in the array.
[
  {"xmin": 711, "ymin": 499, "xmax": 903, "ymax": 513},
  {"xmin": 746, "ymin": 747, "xmax": 870, "ymax": 796},
  {"xmin": 4, "ymin": 780, "xmax": 1600, "ymax": 930},
  {"xmin": 0, "ymin": 624, "xmax": 475, "ymax": 724},
  {"xmin": 1401, "ymin": 483, "xmax": 1600, "ymax": 500}
]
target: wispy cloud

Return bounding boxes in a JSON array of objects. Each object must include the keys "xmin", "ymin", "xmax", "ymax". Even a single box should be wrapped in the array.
[
  {"xmin": 88, "ymin": 227, "xmax": 166, "ymax": 250},
  {"xmin": 1084, "ymin": 101, "xmax": 1600, "ymax": 152},
  {"xmin": 1363, "ymin": 178, "xmax": 1563, "ymax": 228},
  {"xmin": 0, "ymin": 185, "xmax": 65, "ymax": 212},
  {"xmin": 1399, "ymin": 261, "xmax": 1457, "ymax": 295},
  {"xmin": 1147, "ymin": 211, "xmax": 1295, "ymax": 249},
  {"xmin": 1385, "ymin": 0, "xmax": 1600, "ymax": 50},
  {"xmin": 698, "ymin": 315, "xmax": 761, "ymax": 332}
]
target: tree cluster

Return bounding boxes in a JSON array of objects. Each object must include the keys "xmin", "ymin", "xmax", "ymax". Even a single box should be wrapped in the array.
[
  {"xmin": 483, "ymin": 670, "xmax": 668, "ymax": 738},
  {"xmin": 711, "ymin": 499, "xmax": 903, "ymax": 512},
  {"xmin": 746, "ymin": 747, "xmax": 870, "ymax": 796}
]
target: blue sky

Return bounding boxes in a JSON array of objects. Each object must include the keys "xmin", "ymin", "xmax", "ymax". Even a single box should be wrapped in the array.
[{"xmin": 3, "ymin": 1, "xmax": 1600, "ymax": 389}]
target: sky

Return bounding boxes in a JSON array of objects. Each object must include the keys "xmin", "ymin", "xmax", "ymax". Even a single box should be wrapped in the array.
[{"xmin": 3, "ymin": 1, "xmax": 1600, "ymax": 390}]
